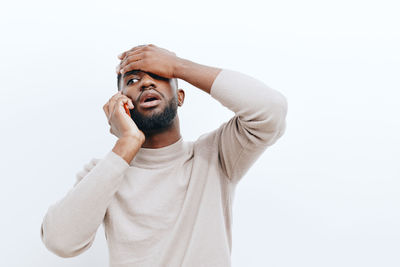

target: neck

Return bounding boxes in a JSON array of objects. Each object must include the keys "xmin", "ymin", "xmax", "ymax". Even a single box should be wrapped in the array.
[{"xmin": 141, "ymin": 117, "xmax": 181, "ymax": 149}]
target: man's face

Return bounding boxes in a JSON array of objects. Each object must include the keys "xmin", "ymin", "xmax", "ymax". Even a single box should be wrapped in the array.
[{"xmin": 119, "ymin": 70, "xmax": 180, "ymax": 134}]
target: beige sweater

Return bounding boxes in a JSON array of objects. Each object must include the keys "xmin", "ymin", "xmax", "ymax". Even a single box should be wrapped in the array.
[{"xmin": 40, "ymin": 69, "xmax": 288, "ymax": 267}]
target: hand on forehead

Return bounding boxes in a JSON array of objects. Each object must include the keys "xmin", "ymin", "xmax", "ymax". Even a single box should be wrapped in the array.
[{"xmin": 116, "ymin": 44, "xmax": 178, "ymax": 79}]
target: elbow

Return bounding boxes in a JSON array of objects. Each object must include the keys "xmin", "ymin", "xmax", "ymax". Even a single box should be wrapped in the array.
[
  {"xmin": 40, "ymin": 223, "xmax": 88, "ymax": 258},
  {"xmin": 272, "ymin": 91, "xmax": 288, "ymax": 122},
  {"xmin": 264, "ymin": 91, "xmax": 288, "ymax": 130},
  {"xmin": 47, "ymin": 246, "xmax": 78, "ymax": 259},
  {"xmin": 255, "ymin": 92, "xmax": 288, "ymax": 145},
  {"xmin": 251, "ymin": 84, "xmax": 288, "ymax": 125},
  {"xmin": 40, "ymin": 224, "xmax": 74, "ymax": 258}
]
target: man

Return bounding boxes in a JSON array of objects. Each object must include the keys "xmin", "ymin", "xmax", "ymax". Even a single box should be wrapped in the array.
[{"xmin": 40, "ymin": 44, "xmax": 288, "ymax": 267}]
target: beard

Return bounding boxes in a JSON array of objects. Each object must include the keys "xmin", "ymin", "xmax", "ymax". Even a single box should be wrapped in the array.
[{"xmin": 129, "ymin": 95, "xmax": 178, "ymax": 135}]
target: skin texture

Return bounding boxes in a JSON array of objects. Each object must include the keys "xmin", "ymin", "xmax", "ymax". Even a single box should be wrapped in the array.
[{"xmin": 105, "ymin": 44, "xmax": 222, "ymax": 150}]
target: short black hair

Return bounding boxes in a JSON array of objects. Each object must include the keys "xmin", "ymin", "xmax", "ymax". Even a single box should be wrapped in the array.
[{"xmin": 117, "ymin": 73, "xmax": 122, "ymax": 91}]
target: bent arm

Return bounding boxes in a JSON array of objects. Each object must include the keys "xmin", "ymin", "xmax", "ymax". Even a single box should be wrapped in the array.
[
  {"xmin": 204, "ymin": 69, "xmax": 288, "ymax": 184},
  {"xmin": 40, "ymin": 137, "xmax": 141, "ymax": 257}
]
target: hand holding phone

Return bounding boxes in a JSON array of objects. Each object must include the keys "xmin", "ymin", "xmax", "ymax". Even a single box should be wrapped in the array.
[{"xmin": 103, "ymin": 92, "xmax": 144, "ymax": 140}]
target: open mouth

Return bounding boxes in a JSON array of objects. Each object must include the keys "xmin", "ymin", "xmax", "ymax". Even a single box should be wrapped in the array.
[
  {"xmin": 139, "ymin": 91, "xmax": 162, "ymax": 108},
  {"xmin": 140, "ymin": 99, "xmax": 161, "ymax": 108},
  {"xmin": 144, "ymin": 97, "xmax": 158, "ymax": 102}
]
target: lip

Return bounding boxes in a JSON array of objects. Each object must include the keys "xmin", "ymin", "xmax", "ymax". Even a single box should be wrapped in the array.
[
  {"xmin": 139, "ymin": 99, "xmax": 162, "ymax": 108},
  {"xmin": 140, "ymin": 91, "xmax": 162, "ymax": 104}
]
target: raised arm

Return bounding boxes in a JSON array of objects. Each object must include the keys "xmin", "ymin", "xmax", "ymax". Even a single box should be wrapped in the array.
[
  {"xmin": 174, "ymin": 60, "xmax": 288, "ymax": 184},
  {"xmin": 116, "ymin": 44, "xmax": 288, "ymax": 184},
  {"xmin": 205, "ymin": 69, "xmax": 287, "ymax": 184}
]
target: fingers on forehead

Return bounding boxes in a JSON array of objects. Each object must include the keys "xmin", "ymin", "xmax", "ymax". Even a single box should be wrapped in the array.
[
  {"xmin": 127, "ymin": 47, "xmax": 145, "ymax": 57},
  {"xmin": 119, "ymin": 44, "xmax": 147, "ymax": 60},
  {"xmin": 119, "ymin": 44, "xmax": 151, "ymax": 59},
  {"xmin": 133, "ymin": 44, "xmax": 147, "ymax": 49}
]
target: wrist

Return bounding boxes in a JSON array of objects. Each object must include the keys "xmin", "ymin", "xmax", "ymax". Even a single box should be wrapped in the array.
[
  {"xmin": 112, "ymin": 135, "xmax": 144, "ymax": 164},
  {"xmin": 172, "ymin": 57, "xmax": 222, "ymax": 94},
  {"xmin": 120, "ymin": 134, "xmax": 145, "ymax": 146},
  {"xmin": 173, "ymin": 57, "xmax": 190, "ymax": 80}
]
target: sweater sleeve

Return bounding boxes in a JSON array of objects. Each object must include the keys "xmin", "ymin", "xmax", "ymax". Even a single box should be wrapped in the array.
[
  {"xmin": 209, "ymin": 69, "xmax": 288, "ymax": 184},
  {"xmin": 40, "ymin": 150, "xmax": 130, "ymax": 258}
]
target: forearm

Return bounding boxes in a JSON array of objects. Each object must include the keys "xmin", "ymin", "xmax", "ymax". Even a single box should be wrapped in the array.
[
  {"xmin": 174, "ymin": 58, "xmax": 222, "ymax": 94},
  {"xmin": 41, "ymin": 137, "xmax": 141, "ymax": 257}
]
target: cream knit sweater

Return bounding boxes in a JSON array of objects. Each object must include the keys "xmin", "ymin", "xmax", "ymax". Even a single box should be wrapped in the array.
[{"xmin": 40, "ymin": 69, "xmax": 288, "ymax": 267}]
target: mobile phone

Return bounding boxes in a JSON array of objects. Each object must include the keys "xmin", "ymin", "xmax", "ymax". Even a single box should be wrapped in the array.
[{"xmin": 124, "ymin": 103, "xmax": 130, "ymax": 115}]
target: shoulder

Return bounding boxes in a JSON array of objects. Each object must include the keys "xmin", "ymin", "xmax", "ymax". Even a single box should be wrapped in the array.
[{"xmin": 74, "ymin": 157, "xmax": 102, "ymax": 186}]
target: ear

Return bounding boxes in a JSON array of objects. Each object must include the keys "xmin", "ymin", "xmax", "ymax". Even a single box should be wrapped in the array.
[{"xmin": 177, "ymin": 89, "xmax": 185, "ymax": 106}]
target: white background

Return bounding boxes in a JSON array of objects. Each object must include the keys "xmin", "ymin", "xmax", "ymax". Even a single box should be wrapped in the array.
[{"xmin": 1, "ymin": 0, "xmax": 399, "ymax": 266}]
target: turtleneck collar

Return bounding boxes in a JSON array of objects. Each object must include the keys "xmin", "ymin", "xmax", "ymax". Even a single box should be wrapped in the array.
[{"xmin": 130, "ymin": 136, "xmax": 187, "ymax": 168}]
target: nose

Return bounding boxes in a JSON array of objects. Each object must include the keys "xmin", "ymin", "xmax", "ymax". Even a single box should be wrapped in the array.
[{"xmin": 140, "ymin": 73, "xmax": 156, "ymax": 90}]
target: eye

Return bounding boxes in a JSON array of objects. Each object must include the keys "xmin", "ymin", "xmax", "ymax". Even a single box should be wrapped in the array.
[{"xmin": 127, "ymin": 78, "xmax": 139, "ymax": 85}]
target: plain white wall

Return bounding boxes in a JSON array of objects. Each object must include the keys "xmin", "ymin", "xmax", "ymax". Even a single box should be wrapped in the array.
[{"xmin": 1, "ymin": 0, "xmax": 399, "ymax": 266}]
